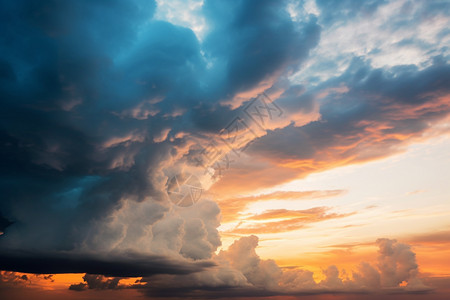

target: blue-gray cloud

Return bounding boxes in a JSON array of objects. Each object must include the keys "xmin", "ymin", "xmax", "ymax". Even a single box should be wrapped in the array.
[
  {"xmin": 249, "ymin": 56, "xmax": 450, "ymax": 165},
  {"xmin": 0, "ymin": 0, "xmax": 320, "ymax": 276}
]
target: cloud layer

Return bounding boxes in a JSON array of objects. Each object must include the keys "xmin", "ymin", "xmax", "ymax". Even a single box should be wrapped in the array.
[{"xmin": 71, "ymin": 236, "xmax": 428, "ymax": 298}]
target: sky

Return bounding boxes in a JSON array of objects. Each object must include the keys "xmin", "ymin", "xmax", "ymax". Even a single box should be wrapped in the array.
[{"xmin": 0, "ymin": 0, "xmax": 449, "ymax": 299}]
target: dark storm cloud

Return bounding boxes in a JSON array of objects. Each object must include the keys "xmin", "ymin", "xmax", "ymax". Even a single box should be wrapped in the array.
[
  {"xmin": 0, "ymin": 214, "xmax": 13, "ymax": 234},
  {"xmin": 0, "ymin": 0, "xmax": 322, "ymax": 276},
  {"xmin": 0, "ymin": 250, "xmax": 214, "ymax": 277},
  {"xmin": 201, "ymin": 0, "xmax": 320, "ymax": 100},
  {"xmin": 0, "ymin": 0, "xmax": 203, "ymax": 270}
]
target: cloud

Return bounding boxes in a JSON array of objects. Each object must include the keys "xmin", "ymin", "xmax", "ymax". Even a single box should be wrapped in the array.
[
  {"xmin": 228, "ymin": 207, "xmax": 355, "ymax": 234},
  {"xmin": 0, "ymin": 250, "xmax": 214, "ymax": 278},
  {"xmin": 69, "ymin": 274, "xmax": 123, "ymax": 291},
  {"xmin": 0, "ymin": 215, "xmax": 13, "ymax": 235},
  {"xmin": 207, "ymin": 57, "xmax": 450, "ymax": 196},
  {"xmin": 315, "ymin": 0, "xmax": 387, "ymax": 26},
  {"xmin": 254, "ymin": 57, "xmax": 450, "ymax": 160},
  {"xmin": 201, "ymin": 0, "xmax": 320, "ymax": 105},
  {"xmin": 0, "ymin": 0, "xmax": 201, "ymax": 273},
  {"xmin": 295, "ymin": 0, "xmax": 450, "ymax": 84},
  {"xmin": 218, "ymin": 189, "xmax": 346, "ymax": 222},
  {"xmin": 0, "ymin": 271, "xmax": 29, "ymax": 289},
  {"xmin": 0, "ymin": 0, "xmax": 325, "ymax": 277},
  {"xmin": 118, "ymin": 236, "xmax": 430, "ymax": 298},
  {"xmin": 376, "ymin": 238, "xmax": 420, "ymax": 288}
]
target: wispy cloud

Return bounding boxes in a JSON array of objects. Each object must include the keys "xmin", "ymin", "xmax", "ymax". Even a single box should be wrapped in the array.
[
  {"xmin": 218, "ymin": 189, "xmax": 346, "ymax": 222},
  {"xmin": 228, "ymin": 207, "xmax": 355, "ymax": 234}
]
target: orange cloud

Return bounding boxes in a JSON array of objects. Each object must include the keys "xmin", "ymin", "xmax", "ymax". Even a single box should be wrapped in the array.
[
  {"xmin": 217, "ymin": 190, "xmax": 346, "ymax": 223},
  {"xmin": 226, "ymin": 207, "xmax": 355, "ymax": 235}
]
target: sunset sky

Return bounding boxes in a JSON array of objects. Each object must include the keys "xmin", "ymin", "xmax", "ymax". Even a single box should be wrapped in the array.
[{"xmin": 1, "ymin": 0, "xmax": 450, "ymax": 299}]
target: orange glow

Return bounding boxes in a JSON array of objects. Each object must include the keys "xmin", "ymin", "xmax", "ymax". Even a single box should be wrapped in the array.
[
  {"xmin": 224, "ymin": 208, "xmax": 355, "ymax": 234},
  {"xmin": 217, "ymin": 189, "xmax": 346, "ymax": 223}
]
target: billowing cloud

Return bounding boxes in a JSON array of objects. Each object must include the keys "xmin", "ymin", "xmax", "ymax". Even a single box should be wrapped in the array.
[
  {"xmin": 115, "ymin": 236, "xmax": 430, "ymax": 298},
  {"xmin": 0, "ymin": 0, "xmax": 324, "ymax": 264}
]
